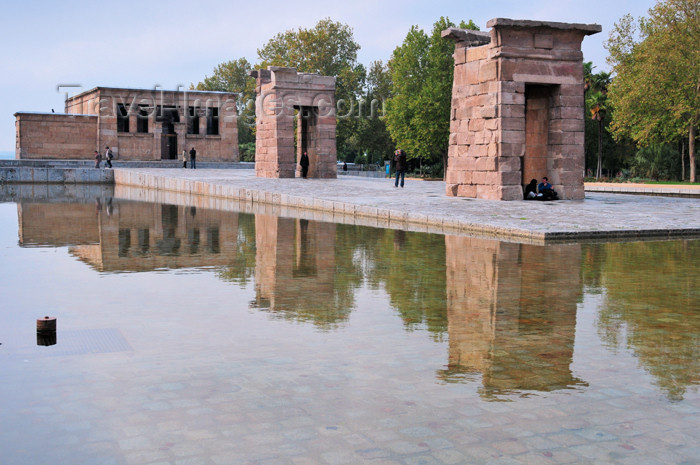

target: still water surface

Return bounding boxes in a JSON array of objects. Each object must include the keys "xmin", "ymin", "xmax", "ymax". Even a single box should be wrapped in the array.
[{"xmin": 1, "ymin": 191, "xmax": 699, "ymax": 464}]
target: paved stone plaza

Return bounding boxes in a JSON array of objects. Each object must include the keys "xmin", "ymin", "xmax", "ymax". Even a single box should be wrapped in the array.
[{"xmin": 114, "ymin": 168, "xmax": 700, "ymax": 242}]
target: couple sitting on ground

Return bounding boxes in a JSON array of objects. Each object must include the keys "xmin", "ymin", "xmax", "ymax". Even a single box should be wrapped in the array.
[{"xmin": 524, "ymin": 176, "xmax": 558, "ymax": 200}]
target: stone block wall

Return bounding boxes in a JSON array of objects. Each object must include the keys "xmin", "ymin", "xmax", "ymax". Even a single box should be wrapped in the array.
[
  {"xmin": 443, "ymin": 19, "xmax": 600, "ymax": 200},
  {"xmin": 15, "ymin": 113, "xmax": 97, "ymax": 159},
  {"xmin": 64, "ymin": 87, "xmax": 239, "ymax": 162}
]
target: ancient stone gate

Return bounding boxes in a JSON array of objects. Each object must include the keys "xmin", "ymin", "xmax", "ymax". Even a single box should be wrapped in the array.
[
  {"xmin": 250, "ymin": 67, "xmax": 337, "ymax": 179},
  {"xmin": 443, "ymin": 19, "xmax": 601, "ymax": 200}
]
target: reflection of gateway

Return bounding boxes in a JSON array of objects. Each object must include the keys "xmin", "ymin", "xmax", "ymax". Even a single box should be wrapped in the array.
[
  {"xmin": 17, "ymin": 200, "xmax": 237, "ymax": 272},
  {"xmin": 253, "ymin": 215, "xmax": 353, "ymax": 327},
  {"xmin": 439, "ymin": 237, "xmax": 587, "ymax": 399}
]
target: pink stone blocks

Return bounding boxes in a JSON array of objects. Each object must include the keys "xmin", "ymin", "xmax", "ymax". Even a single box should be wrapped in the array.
[
  {"xmin": 443, "ymin": 19, "xmax": 600, "ymax": 200},
  {"xmin": 252, "ymin": 67, "xmax": 337, "ymax": 179}
]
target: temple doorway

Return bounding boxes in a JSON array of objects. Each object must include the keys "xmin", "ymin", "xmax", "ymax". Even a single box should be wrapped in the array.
[{"xmin": 159, "ymin": 106, "xmax": 180, "ymax": 160}]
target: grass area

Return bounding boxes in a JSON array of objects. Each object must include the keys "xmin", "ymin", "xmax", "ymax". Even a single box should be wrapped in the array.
[
  {"xmin": 584, "ymin": 177, "xmax": 700, "ymax": 186},
  {"xmin": 641, "ymin": 180, "xmax": 700, "ymax": 186}
]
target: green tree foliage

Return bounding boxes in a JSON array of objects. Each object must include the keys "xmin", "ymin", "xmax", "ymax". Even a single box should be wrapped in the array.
[
  {"xmin": 631, "ymin": 143, "xmax": 685, "ymax": 179},
  {"xmin": 584, "ymin": 62, "xmax": 614, "ymax": 178},
  {"xmin": 256, "ymin": 18, "xmax": 366, "ymax": 158},
  {"xmin": 605, "ymin": 0, "xmax": 700, "ymax": 181},
  {"xmin": 386, "ymin": 18, "xmax": 478, "ymax": 177},
  {"xmin": 586, "ymin": 240, "xmax": 700, "ymax": 401},
  {"xmin": 193, "ymin": 58, "xmax": 257, "ymax": 148},
  {"xmin": 343, "ymin": 60, "xmax": 394, "ymax": 165}
]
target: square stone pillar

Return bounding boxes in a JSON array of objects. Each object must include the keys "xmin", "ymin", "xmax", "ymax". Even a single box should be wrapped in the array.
[{"xmin": 443, "ymin": 19, "xmax": 600, "ymax": 200}]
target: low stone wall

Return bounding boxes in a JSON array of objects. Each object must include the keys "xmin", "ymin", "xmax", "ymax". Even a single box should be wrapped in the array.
[
  {"xmin": 15, "ymin": 113, "xmax": 97, "ymax": 159},
  {"xmin": 585, "ymin": 182, "xmax": 700, "ymax": 198},
  {"xmin": 0, "ymin": 167, "xmax": 114, "ymax": 183},
  {"xmin": 0, "ymin": 160, "xmax": 254, "ymax": 169},
  {"xmin": 113, "ymin": 169, "xmax": 546, "ymax": 241}
]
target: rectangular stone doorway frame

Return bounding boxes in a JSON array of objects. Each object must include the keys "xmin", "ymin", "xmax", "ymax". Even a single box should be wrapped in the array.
[
  {"xmin": 442, "ymin": 19, "xmax": 601, "ymax": 200},
  {"xmin": 250, "ymin": 67, "xmax": 337, "ymax": 179}
]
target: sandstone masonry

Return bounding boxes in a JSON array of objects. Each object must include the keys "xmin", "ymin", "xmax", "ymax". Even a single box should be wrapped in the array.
[
  {"xmin": 15, "ymin": 87, "xmax": 239, "ymax": 162},
  {"xmin": 443, "ymin": 19, "xmax": 601, "ymax": 200},
  {"xmin": 250, "ymin": 67, "xmax": 336, "ymax": 179}
]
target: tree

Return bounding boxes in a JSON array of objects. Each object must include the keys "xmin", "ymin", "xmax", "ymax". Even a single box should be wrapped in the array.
[
  {"xmin": 257, "ymin": 18, "xmax": 366, "ymax": 158},
  {"xmin": 343, "ymin": 60, "xmax": 394, "ymax": 165},
  {"xmin": 583, "ymin": 63, "xmax": 612, "ymax": 178},
  {"xmin": 193, "ymin": 58, "xmax": 257, "ymax": 158},
  {"xmin": 386, "ymin": 18, "xmax": 478, "ymax": 177},
  {"xmin": 605, "ymin": 0, "xmax": 700, "ymax": 181}
]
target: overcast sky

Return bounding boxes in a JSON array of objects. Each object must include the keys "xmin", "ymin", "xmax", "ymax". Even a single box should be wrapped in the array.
[{"xmin": 0, "ymin": 0, "xmax": 656, "ymax": 151}]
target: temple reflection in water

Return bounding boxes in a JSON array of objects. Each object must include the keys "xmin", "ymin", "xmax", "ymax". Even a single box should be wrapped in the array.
[
  {"xmin": 18, "ymin": 199, "xmax": 237, "ymax": 271},
  {"xmin": 13, "ymin": 194, "xmax": 700, "ymax": 400},
  {"xmin": 253, "ymin": 215, "xmax": 356, "ymax": 328},
  {"xmin": 441, "ymin": 237, "xmax": 586, "ymax": 399}
]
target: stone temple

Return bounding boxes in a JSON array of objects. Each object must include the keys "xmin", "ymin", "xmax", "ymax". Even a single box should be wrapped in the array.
[
  {"xmin": 443, "ymin": 19, "xmax": 601, "ymax": 200},
  {"xmin": 15, "ymin": 87, "xmax": 239, "ymax": 161}
]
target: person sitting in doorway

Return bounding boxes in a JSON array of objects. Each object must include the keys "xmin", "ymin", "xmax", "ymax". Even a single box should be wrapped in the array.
[
  {"xmin": 524, "ymin": 179, "xmax": 538, "ymax": 200},
  {"xmin": 537, "ymin": 176, "xmax": 558, "ymax": 200}
]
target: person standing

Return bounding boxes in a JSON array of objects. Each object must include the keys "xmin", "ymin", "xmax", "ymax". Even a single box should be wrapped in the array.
[
  {"xmin": 393, "ymin": 149, "xmax": 407, "ymax": 188},
  {"xmin": 105, "ymin": 146, "xmax": 113, "ymax": 168},
  {"xmin": 300, "ymin": 151, "xmax": 310, "ymax": 178},
  {"xmin": 189, "ymin": 147, "xmax": 197, "ymax": 169},
  {"xmin": 181, "ymin": 149, "xmax": 188, "ymax": 168},
  {"xmin": 94, "ymin": 150, "xmax": 101, "ymax": 169}
]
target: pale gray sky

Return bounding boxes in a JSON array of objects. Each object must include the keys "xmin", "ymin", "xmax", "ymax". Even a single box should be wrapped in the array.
[{"xmin": 0, "ymin": 0, "xmax": 656, "ymax": 151}]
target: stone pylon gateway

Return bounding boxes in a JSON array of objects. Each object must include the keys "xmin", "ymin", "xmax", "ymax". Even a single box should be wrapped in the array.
[
  {"xmin": 443, "ymin": 19, "xmax": 601, "ymax": 200},
  {"xmin": 250, "ymin": 67, "xmax": 337, "ymax": 179}
]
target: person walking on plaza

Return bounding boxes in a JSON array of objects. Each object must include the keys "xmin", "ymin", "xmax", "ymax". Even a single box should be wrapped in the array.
[
  {"xmin": 94, "ymin": 150, "xmax": 101, "ymax": 169},
  {"xmin": 393, "ymin": 149, "xmax": 407, "ymax": 188},
  {"xmin": 105, "ymin": 146, "xmax": 113, "ymax": 168},
  {"xmin": 189, "ymin": 147, "xmax": 196, "ymax": 169},
  {"xmin": 300, "ymin": 151, "xmax": 310, "ymax": 178},
  {"xmin": 181, "ymin": 149, "xmax": 188, "ymax": 168}
]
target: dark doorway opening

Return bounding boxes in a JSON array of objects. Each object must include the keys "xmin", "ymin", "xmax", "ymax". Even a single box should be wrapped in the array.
[
  {"xmin": 157, "ymin": 204, "xmax": 181, "ymax": 255},
  {"xmin": 300, "ymin": 107, "xmax": 309, "ymax": 155},
  {"xmin": 158, "ymin": 106, "xmax": 180, "ymax": 160},
  {"xmin": 294, "ymin": 105, "xmax": 317, "ymax": 177}
]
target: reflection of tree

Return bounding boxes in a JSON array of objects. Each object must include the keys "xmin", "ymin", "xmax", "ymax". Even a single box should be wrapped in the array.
[
  {"xmin": 364, "ymin": 229, "xmax": 448, "ymax": 338},
  {"xmin": 591, "ymin": 240, "xmax": 700, "ymax": 401},
  {"xmin": 217, "ymin": 213, "xmax": 257, "ymax": 287}
]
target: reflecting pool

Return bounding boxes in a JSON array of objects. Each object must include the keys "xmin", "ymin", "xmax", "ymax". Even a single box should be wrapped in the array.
[{"xmin": 1, "ymin": 188, "xmax": 699, "ymax": 465}]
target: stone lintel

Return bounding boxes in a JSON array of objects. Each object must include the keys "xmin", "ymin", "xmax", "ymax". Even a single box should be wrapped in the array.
[
  {"xmin": 486, "ymin": 18, "xmax": 601, "ymax": 35},
  {"xmin": 493, "ymin": 48, "xmax": 584, "ymax": 62},
  {"xmin": 268, "ymin": 66, "xmax": 298, "ymax": 73},
  {"xmin": 441, "ymin": 28, "xmax": 491, "ymax": 46}
]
